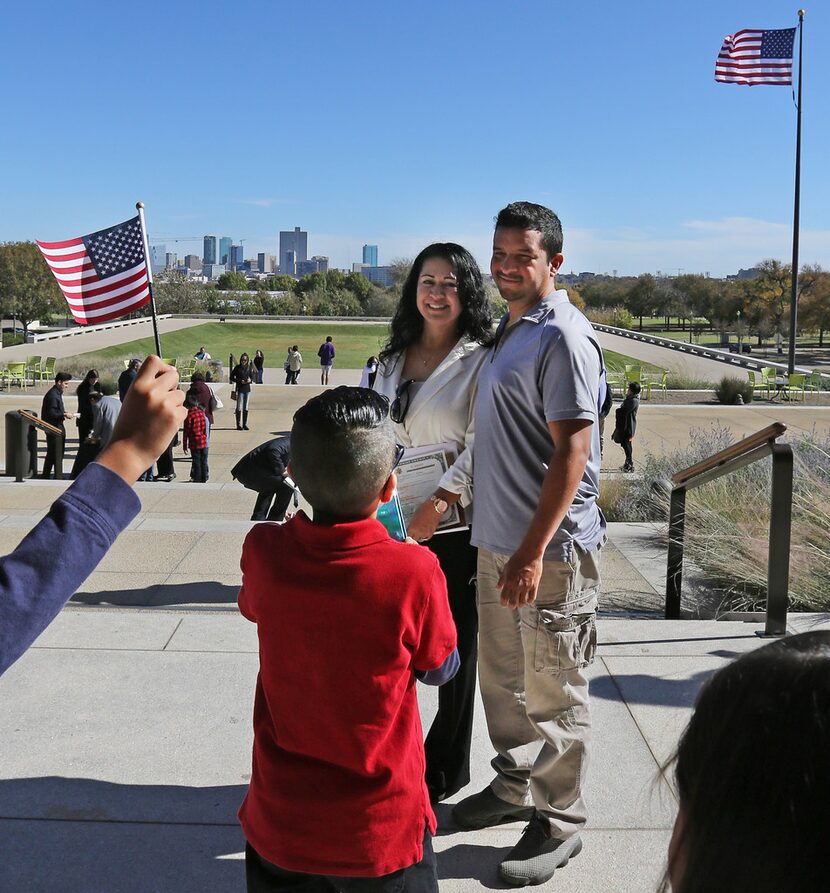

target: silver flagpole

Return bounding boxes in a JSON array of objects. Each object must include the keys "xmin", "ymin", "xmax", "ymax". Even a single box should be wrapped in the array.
[{"xmin": 136, "ymin": 201, "xmax": 163, "ymax": 358}]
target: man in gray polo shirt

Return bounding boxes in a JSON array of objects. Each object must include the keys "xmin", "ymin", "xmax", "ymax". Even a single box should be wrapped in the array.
[{"xmin": 452, "ymin": 202, "xmax": 606, "ymax": 886}]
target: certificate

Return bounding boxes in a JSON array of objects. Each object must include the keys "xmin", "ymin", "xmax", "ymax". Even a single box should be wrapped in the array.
[{"xmin": 394, "ymin": 442, "xmax": 468, "ymax": 534}]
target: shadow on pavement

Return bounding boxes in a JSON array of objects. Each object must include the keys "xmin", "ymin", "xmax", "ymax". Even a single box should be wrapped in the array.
[
  {"xmin": 434, "ymin": 843, "xmax": 514, "ymax": 888},
  {"xmin": 591, "ymin": 669, "xmax": 716, "ymax": 707},
  {"xmin": 0, "ymin": 777, "xmax": 247, "ymax": 893},
  {"xmin": 71, "ymin": 581, "xmax": 240, "ymax": 607}
]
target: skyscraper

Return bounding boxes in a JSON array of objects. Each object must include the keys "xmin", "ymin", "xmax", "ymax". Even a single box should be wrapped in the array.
[
  {"xmin": 219, "ymin": 236, "xmax": 232, "ymax": 265},
  {"xmin": 257, "ymin": 252, "xmax": 274, "ymax": 274},
  {"xmin": 279, "ymin": 227, "xmax": 307, "ymax": 274},
  {"xmin": 150, "ymin": 244, "xmax": 167, "ymax": 273},
  {"xmin": 203, "ymin": 235, "xmax": 218, "ymax": 265},
  {"xmin": 230, "ymin": 244, "xmax": 245, "ymax": 270},
  {"xmin": 362, "ymin": 244, "xmax": 378, "ymax": 267}
]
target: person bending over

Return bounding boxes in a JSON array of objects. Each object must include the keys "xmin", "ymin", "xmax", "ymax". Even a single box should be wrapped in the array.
[{"xmin": 238, "ymin": 387, "xmax": 458, "ymax": 892}]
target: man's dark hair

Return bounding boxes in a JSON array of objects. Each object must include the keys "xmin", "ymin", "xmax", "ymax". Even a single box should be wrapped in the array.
[
  {"xmin": 495, "ymin": 201, "xmax": 563, "ymax": 259},
  {"xmin": 129, "ymin": 358, "xmax": 141, "ymax": 370},
  {"xmin": 326, "ymin": 335, "xmax": 333, "ymax": 343},
  {"xmin": 290, "ymin": 386, "xmax": 396, "ymax": 518},
  {"xmin": 191, "ymin": 371, "xmax": 206, "ymax": 383},
  {"xmin": 628, "ymin": 381, "xmax": 641, "ymax": 396},
  {"xmin": 381, "ymin": 242, "xmax": 494, "ymax": 364},
  {"xmin": 89, "ymin": 389, "xmax": 103, "ymax": 402},
  {"xmin": 55, "ymin": 372, "xmax": 72, "ymax": 383}
]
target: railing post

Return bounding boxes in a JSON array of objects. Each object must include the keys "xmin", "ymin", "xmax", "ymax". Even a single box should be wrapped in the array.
[
  {"xmin": 765, "ymin": 444, "xmax": 793, "ymax": 636},
  {"xmin": 665, "ymin": 488, "xmax": 686, "ymax": 619}
]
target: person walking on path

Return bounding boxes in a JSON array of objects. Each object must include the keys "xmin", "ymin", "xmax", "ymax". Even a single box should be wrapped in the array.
[
  {"xmin": 75, "ymin": 370, "xmax": 101, "ymax": 444},
  {"xmin": 318, "ymin": 335, "xmax": 335, "ymax": 385},
  {"xmin": 359, "ymin": 356, "xmax": 380, "ymax": 389},
  {"xmin": 231, "ymin": 352, "xmax": 254, "ymax": 429},
  {"xmin": 452, "ymin": 202, "xmax": 607, "ymax": 887},
  {"xmin": 374, "ymin": 243, "xmax": 493, "ymax": 805},
  {"xmin": 40, "ymin": 372, "xmax": 73, "ymax": 480},
  {"xmin": 253, "ymin": 350, "xmax": 265, "ymax": 384},
  {"xmin": 182, "ymin": 395, "xmax": 209, "ymax": 483},
  {"xmin": 287, "ymin": 345, "xmax": 302, "ymax": 385},
  {"xmin": 612, "ymin": 381, "xmax": 640, "ymax": 472}
]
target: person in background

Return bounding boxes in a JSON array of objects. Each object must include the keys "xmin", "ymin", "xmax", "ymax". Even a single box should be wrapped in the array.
[
  {"xmin": 231, "ymin": 436, "xmax": 296, "ymax": 522},
  {"xmin": 375, "ymin": 242, "xmax": 493, "ymax": 805},
  {"xmin": 186, "ymin": 371, "xmax": 215, "ymax": 482},
  {"xmin": 612, "ymin": 381, "xmax": 640, "ymax": 472},
  {"xmin": 194, "ymin": 346, "xmax": 211, "ymax": 361},
  {"xmin": 283, "ymin": 347, "xmax": 292, "ymax": 385},
  {"xmin": 41, "ymin": 372, "xmax": 73, "ymax": 480},
  {"xmin": 118, "ymin": 358, "xmax": 141, "ymax": 401},
  {"xmin": 317, "ymin": 335, "xmax": 335, "ymax": 385},
  {"xmin": 231, "ymin": 352, "xmax": 254, "ymax": 430},
  {"xmin": 663, "ymin": 631, "xmax": 830, "ymax": 893},
  {"xmin": 88, "ymin": 391, "xmax": 122, "ymax": 451},
  {"xmin": 182, "ymin": 395, "xmax": 209, "ymax": 483},
  {"xmin": 253, "ymin": 350, "xmax": 265, "ymax": 384},
  {"xmin": 359, "ymin": 356, "xmax": 380, "ymax": 389},
  {"xmin": 287, "ymin": 345, "xmax": 302, "ymax": 385},
  {"xmin": 75, "ymin": 370, "xmax": 101, "ymax": 444},
  {"xmin": 0, "ymin": 356, "xmax": 186, "ymax": 676}
]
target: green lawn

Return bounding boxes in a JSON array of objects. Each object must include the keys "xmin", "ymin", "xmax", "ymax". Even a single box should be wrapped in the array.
[
  {"xmin": 60, "ymin": 321, "xmax": 660, "ymax": 376},
  {"xmin": 62, "ymin": 322, "xmax": 392, "ymax": 373}
]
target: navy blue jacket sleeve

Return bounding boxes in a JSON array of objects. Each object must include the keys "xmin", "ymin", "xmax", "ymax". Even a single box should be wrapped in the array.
[
  {"xmin": 0, "ymin": 462, "xmax": 140, "ymax": 676},
  {"xmin": 415, "ymin": 647, "xmax": 460, "ymax": 686}
]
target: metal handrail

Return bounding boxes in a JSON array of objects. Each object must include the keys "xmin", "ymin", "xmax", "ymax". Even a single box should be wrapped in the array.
[{"xmin": 665, "ymin": 423, "xmax": 793, "ymax": 636}]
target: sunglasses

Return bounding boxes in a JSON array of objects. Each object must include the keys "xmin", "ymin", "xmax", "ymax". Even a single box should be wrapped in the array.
[
  {"xmin": 392, "ymin": 442, "xmax": 406, "ymax": 471},
  {"xmin": 390, "ymin": 378, "xmax": 416, "ymax": 424}
]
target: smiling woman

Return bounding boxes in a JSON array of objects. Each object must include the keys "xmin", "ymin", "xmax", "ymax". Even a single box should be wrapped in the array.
[{"xmin": 375, "ymin": 242, "xmax": 494, "ymax": 805}]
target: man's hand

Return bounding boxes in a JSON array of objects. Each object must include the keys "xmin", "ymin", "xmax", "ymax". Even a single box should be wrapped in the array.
[
  {"xmin": 497, "ymin": 548, "xmax": 544, "ymax": 608},
  {"xmin": 96, "ymin": 357, "xmax": 186, "ymax": 484},
  {"xmin": 406, "ymin": 500, "xmax": 442, "ymax": 543}
]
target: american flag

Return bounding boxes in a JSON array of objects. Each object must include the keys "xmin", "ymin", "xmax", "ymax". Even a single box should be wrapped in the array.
[
  {"xmin": 36, "ymin": 215, "xmax": 151, "ymax": 325},
  {"xmin": 715, "ymin": 28, "xmax": 795, "ymax": 86}
]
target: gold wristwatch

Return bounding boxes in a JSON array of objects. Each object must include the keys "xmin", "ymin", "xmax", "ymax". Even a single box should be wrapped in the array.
[{"xmin": 429, "ymin": 495, "xmax": 449, "ymax": 515}]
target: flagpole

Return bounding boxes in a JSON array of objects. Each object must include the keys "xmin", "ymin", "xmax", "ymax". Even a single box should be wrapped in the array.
[
  {"xmin": 787, "ymin": 10, "xmax": 805, "ymax": 376},
  {"xmin": 135, "ymin": 201, "xmax": 163, "ymax": 358}
]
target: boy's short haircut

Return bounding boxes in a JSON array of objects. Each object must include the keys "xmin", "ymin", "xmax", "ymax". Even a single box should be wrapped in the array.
[
  {"xmin": 291, "ymin": 386, "xmax": 396, "ymax": 518},
  {"xmin": 629, "ymin": 381, "xmax": 642, "ymax": 395},
  {"xmin": 184, "ymin": 394, "xmax": 200, "ymax": 409},
  {"xmin": 55, "ymin": 372, "xmax": 72, "ymax": 383}
]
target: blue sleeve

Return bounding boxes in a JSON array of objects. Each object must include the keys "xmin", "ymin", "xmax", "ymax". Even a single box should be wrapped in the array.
[
  {"xmin": 415, "ymin": 647, "xmax": 460, "ymax": 686},
  {"xmin": 0, "ymin": 462, "xmax": 140, "ymax": 676}
]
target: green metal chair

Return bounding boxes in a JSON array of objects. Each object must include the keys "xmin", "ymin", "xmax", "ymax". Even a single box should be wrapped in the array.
[
  {"xmin": 606, "ymin": 371, "xmax": 626, "ymax": 397},
  {"xmin": 26, "ymin": 356, "xmax": 42, "ymax": 385},
  {"xmin": 780, "ymin": 373, "xmax": 805, "ymax": 402},
  {"xmin": 645, "ymin": 370, "xmax": 668, "ymax": 400},
  {"xmin": 624, "ymin": 365, "xmax": 642, "ymax": 386},
  {"xmin": 803, "ymin": 371, "xmax": 823, "ymax": 400},
  {"xmin": 5, "ymin": 362, "xmax": 29, "ymax": 389},
  {"xmin": 40, "ymin": 357, "xmax": 56, "ymax": 382},
  {"xmin": 748, "ymin": 370, "xmax": 770, "ymax": 399}
]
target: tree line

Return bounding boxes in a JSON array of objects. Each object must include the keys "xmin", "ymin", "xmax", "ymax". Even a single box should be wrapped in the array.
[{"xmin": 1, "ymin": 241, "xmax": 829, "ymax": 346}]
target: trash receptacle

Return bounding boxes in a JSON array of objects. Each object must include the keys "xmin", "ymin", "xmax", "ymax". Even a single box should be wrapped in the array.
[{"xmin": 5, "ymin": 410, "xmax": 33, "ymax": 481}]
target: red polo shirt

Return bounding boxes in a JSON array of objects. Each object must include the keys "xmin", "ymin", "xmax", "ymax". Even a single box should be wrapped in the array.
[{"xmin": 237, "ymin": 512, "xmax": 455, "ymax": 877}]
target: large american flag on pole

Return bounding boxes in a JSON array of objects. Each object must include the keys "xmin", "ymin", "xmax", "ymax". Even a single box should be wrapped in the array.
[
  {"xmin": 715, "ymin": 28, "xmax": 795, "ymax": 86},
  {"xmin": 36, "ymin": 215, "xmax": 151, "ymax": 324}
]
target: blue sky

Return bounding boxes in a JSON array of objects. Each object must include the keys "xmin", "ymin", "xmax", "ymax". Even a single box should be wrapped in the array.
[{"xmin": 2, "ymin": 0, "xmax": 827, "ymax": 277}]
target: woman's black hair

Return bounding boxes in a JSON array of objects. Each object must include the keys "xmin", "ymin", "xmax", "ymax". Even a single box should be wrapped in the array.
[
  {"xmin": 380, "ymin": 243, "xmax": 493, "ymax": 363},
  {"xmin": 77, "ymin": 369, "xmax": 100, "ymax": 396},
  {"xmin": 663, "ymin": 630, "xmax": 830, "ymax": 893}
]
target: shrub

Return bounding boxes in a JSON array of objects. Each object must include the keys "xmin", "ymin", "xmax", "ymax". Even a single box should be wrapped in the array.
[
  {"xmin": 587, "ymin": 307, "xmax": 634, "ymax": 329},
  {"xmin": 714, "ymin": 376, "xmax": 753, "ymax": 404}
]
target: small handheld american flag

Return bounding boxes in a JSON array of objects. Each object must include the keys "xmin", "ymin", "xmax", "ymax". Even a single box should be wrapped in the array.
[{"xmin": 37, "ymin": 215, "xmax": 151, "ymax": 325}]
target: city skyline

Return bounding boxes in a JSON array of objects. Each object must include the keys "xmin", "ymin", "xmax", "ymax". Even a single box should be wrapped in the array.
[{"xmin": 2, "ymin": 1, "xmax": 828, "ymax": 279}]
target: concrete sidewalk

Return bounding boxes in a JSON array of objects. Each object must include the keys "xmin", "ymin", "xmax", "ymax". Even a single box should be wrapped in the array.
[{"xmin": 3, "ymin": 607, "xmax": 827, "ymax": 893}]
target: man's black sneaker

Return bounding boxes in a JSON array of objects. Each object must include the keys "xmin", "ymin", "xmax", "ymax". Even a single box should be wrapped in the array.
[
  {"xmin": 451, "ymin": 786, "xmax": 535, "ymax": 830},
  {"xmin": 499, "ymin": 815, "xmax": 582, "ymax": 886}
]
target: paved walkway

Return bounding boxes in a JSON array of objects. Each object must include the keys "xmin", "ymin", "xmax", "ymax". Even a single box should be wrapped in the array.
[{"xmin": 1, "ymin": 363, "xmax": 828, "ymax": 891}]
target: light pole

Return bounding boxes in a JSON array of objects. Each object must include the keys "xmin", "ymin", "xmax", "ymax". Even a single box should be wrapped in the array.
[{"xmin": 737, "ymin": 309, "xmax": 742, "ymax": 355}]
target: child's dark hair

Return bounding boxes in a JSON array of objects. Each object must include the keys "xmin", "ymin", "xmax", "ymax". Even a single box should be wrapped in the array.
[
  {"xmin": 184, "ymin": 394, "xmax": 202, "ymax": 410},
  {"xmin": 628, "ymin": 381, "xmax": 641, "ymax": 396},
  {"xmin": 291, "ymin": 387, "xmax": 397, "ymax": 518},
  {"xmin": 662, "ymin": 631, "xmax": 830, "ymax": 893}
]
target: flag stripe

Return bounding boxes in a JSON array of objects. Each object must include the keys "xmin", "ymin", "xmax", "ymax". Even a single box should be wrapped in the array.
[
  {"xmin": 35, "ymin": 237, "xmax": 85, "ymax": 252},
  {"xmin": 60, "ymin": 267, "xmax": 147, "ymax": 298},
  {"xmin": 65, "ymin": 281, "xmax": 150, "ymax": 311}
]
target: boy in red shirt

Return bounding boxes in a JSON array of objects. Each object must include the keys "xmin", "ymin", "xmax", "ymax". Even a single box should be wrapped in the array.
[
  {"xmin": 238, "ymin": 387, "xmax": 458, "ymax": 892},
  {"xmin": 181, "ymin": 395, "xmax": 208, "ymax": 483}
]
